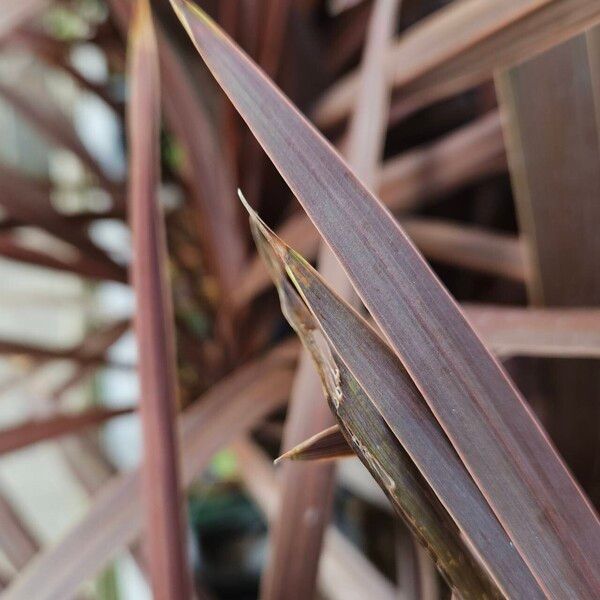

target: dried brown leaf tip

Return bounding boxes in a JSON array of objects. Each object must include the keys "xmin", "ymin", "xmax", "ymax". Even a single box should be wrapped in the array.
[{"xmin": 274, "ymin": 424, "xmax": 354, "ymax": 464}]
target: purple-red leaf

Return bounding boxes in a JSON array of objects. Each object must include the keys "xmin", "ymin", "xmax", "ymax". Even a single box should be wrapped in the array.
[
  {"xmin": 0, "ymin": 407, "xmax": 134, "ymax": 456},
  {"xmin": 249, "ymin": 211, "xmax": 541, "ymax": 598},
  {"xmin": 315, "ymin": 0, "xmax": 600, "ymax": 128},
  {"xmin": 3, "ymin": 344, "xmax": 296, "ymax": 600},
  {"xmin": 171, "ymin": 5, "xmax": 600, "ymax": 596},
  {"xmin": 127, "ymin": 1, "xmax": 191, "ymax": 597}
]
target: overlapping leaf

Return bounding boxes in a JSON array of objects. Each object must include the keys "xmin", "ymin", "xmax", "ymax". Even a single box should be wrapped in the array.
[
  {"xmin": 170, "ymin": 4, "xmax": 600, "ymax": 596},
  {"xmin": 275, "ymin": 424, "xmax": 354, "ymax": 463},
  {"xmin": 315, "ymin": 0, "xmax": 600, "ymax": 128},
  {"xmin": 248, "ymin": 205, "xmax": 542, "ymax": 599},
  {"xmin": 3, "ymin": 344, "xmax": 297, "ymax": 600},
  {"xmin": 261, "ymin": 2, "xmax": 399, "ymax": 597},
  {"xmin": 232, "ymin": 436, "xmax": 397, "ymax": 600}
]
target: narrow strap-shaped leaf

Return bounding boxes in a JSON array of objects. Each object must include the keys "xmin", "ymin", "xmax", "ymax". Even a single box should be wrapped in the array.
[
  {"xmin": 249, "ymin": 211, "xmax": 543, "ymax": 599},
  {"xmin": 127, "ymin": 2, "xmax": 191, "ymax": 598},
  {"xmin": 236, "ymin": 216, "xmax": 525, "ymax": 308},
  {"xmin": 463, "ymin": 305, "xmax": 600, "ymax": 358},
  {"xmin": 314, "ymin": 0, "xmax": 547, "ymax": 126},
  {"xmin": 315, "ymin": 0, "xmax": 600, "ymax": 128},
  {"xmin": 400, "ymin": 219, "xmax": 527, "ymax": 282},
  {"xmin": 496, "ymin": 30, "xmax": 600, "ymax": 508},
  {"xmin": 171, "ymin": 5, "xmax": 600, "ymax": 595},
  {"xmin": 262, "ymin": 2, "xmax": 399, "ymax": 598},
  {"xmin": 270, "ymin": 278, "xmax": 501, "ymax": 598},
  {"xmin": 3, "ymin": 345, "xmax": 296, "ymax": 600},
  {"xmin": 108, "ymin": 0, "xmax": 246, "ymax": 309},
  {"xmin": 377, "ymin": 110, "xmax": 505, "ymax": 212},
  {"xmin": 0, "ymin": 407, "xmax": 134, "ymax": 455},
  {"xmin": 234, "ymin": 111, "xmax": 509, "ymax": 307}
]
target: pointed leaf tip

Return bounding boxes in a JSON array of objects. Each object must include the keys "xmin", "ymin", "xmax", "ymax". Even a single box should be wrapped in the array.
[
  {"xmin": 237, "ymin": 188, "xmax": 254, "ymax": 216},
  {"xmin": 274, "ymin": 424, "xmax": 354, "ymax": 464},
  {"xmin": 131, "ymin": 0, "xmax": 153, "ymax": 41},
  {"xmin": 238, "ymin": 190, "xmax": 291, "ymax": 272},
  {"xmin": 169, "ymin": 0, "xmax": 221, "ymax": 43}
]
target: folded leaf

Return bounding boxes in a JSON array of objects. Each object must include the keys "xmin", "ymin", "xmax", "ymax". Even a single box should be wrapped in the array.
[
  {"xmin": 249, "ymin": 209, "xmax": 542, "ymax": 599},
  {"xmin": 171, "ymin": 5, "xmax": 600, "ymax": 595},
  {"xmin": 273, "ymin": 283, "xmax": 500, "ymax": 598}
]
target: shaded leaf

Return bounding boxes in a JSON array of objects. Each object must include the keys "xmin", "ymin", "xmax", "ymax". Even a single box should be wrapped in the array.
[
  {"xmin": 232, "ymin": 437, "xmax": 398, "ymax": 600},
  {"xmin": 496, "ymin": 31, "xmax": 600, "ymax": 505},
  {"xmin": 3, "ymin": 343, "xmax": 297, "ymax": 600},
  {"xmin": 400, "ymin": 219, "xmax": 527, "ymax": 282},
  {"xmin": 0, "ymin": 407, "xmax": 134, "ymax": 456},
  {"xmin": 377, "ymin": 110, "xmax": 506, "ymax": 212},
  {"xmin": 315, "ymin": 0, "xmax": 600, "ymax": 128}
]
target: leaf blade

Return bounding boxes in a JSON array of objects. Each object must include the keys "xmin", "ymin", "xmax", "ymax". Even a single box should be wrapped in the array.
[
  {"xmin": 250, "ymin": 212, "xmax": 543, "ymax": 599},
  {"xmin": 3, "ymin": 345, "xmax": 296, "ymax": 600},
  {"xmin": 127, "ymin": 2, "xmax": 191, "ymax": 597},
  {"xmin": 0, "ymin": 407, "xmax": 134, "ymax": 456},
  {"xmin": 315, "ymin": 0, "xmax": 600, "ymax": 128},
  {"xmin": 275, "ymin": 424, "xmax": 354, "ymax": 463},
  {"xmin": 171, "ymin": 5, "xmax": 600, "ymax": 595}
]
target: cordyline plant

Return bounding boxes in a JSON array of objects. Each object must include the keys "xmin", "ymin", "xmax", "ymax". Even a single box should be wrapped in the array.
[{"xmin": 1, "ymin": 0, "xmax": 600, "ymax": 599}]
